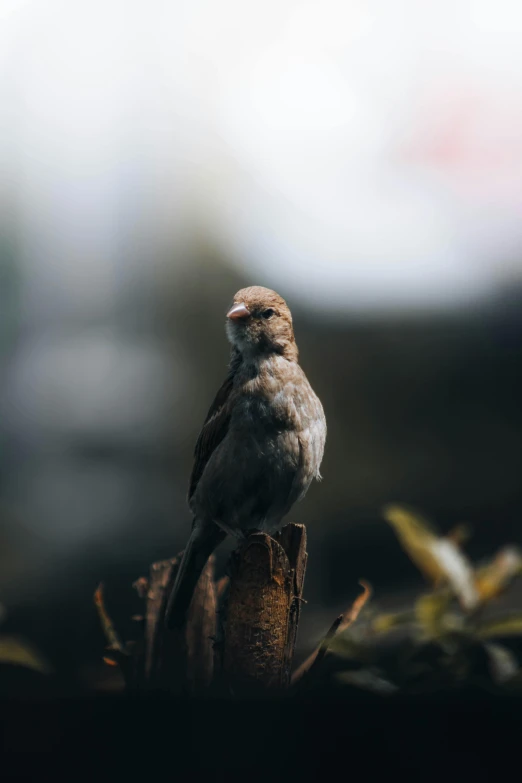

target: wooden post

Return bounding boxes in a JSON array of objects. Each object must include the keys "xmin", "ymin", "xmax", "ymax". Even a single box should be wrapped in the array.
[
  {"xmin": 221, "ymin": 523, "xmax": 307, "ymax": 694},
  {"xmin": 131, "ymin": 553, "xmax": 217, "ymax": 694},
  {"xmin": 96, "ymin": 523, "xmax": 309, "ymax": 696}
]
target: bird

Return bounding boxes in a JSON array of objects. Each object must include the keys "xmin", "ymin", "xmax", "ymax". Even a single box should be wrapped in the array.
[{"xmin": 165, "ymin": 285, "xmax": 326, "ymax": 629}]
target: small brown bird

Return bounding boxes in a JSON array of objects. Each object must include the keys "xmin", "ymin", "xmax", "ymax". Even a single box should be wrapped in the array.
[{"xmin": 166, "ymin": 286, "xmax": 326, "ymax": 629}]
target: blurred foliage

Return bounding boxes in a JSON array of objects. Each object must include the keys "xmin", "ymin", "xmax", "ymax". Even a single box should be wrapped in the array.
[
  {"xmin": 3, "ymin": 503, "xmax": 522, "ymax": 700},
  {"xmin": 0, "ymin": 602, "xmax": 53, "ymax": 694},
  {"xmin": 323, "ymin": 505, "xmax": 522, "ymax": 696},
  {"xmin": 0, "ymin": 635, "xmax": 51, "ymax": 676}
]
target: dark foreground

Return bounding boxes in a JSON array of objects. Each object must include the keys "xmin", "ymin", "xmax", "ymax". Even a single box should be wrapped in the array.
[{"xmin": 1, "ymin": 686, "xmax": 521, "ymax": 780}]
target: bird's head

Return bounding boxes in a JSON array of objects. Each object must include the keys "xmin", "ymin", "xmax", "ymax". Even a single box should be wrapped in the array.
[{"xmin": 225, "ymin": 286, "xmax": 298, "ymax": 361}]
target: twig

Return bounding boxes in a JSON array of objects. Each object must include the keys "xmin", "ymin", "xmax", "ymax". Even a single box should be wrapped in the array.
[
  {"xmin": 93, "ymin": 583, "xmax": 133, "ymax": 685},
  {"xmin": 132, "ymin": 577, "xmax": 149, "ymax": 599},
  {"xmin": 291, "ymin": 614, "xmax": 343, "ymax": 684},
  {"xmin": 93, "ymin": 583, "xmax": 126, "ymax": 655},
  {"xmin": 291, "ymin": 579, "xmax": 372, "ymax": 685},
  {"xmin": 338, "ymin": 579, "xmax": 372, "ymax": 633}
]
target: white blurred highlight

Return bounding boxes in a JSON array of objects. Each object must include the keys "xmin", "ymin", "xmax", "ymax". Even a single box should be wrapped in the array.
[{"xmin": 1, "ymin": 0, "xmax": 522, "ymax": 314}]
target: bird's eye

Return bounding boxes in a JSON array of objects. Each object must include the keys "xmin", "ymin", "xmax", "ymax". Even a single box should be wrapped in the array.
[{"xmin": 261, "ymin": 308, "xmax": 275, "ymax": 319}]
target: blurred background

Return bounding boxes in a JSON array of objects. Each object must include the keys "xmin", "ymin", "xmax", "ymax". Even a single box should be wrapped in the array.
[{"xmin": 0, "ymin": 0, "xmax": 521, "ymax": 695}]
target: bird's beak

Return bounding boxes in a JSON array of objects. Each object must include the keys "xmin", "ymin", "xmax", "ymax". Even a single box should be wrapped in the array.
[{"xmin": 227, "ymin": 302, "xmax": 251, "ymax": 321}]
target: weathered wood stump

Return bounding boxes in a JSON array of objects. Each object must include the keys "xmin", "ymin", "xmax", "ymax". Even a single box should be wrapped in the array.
[
  {"xmin": 96, "ymin": 522, "xmax": 311, "ymax": 695},
  {"xmin": 221, "ymin": 523, "xmax": 307, "ymax": 693}
]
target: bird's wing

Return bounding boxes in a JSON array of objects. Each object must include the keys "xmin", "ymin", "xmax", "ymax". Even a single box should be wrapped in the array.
[{"xmin": 188, "ymin": 349, "xmax": 241, "ymax": 503}]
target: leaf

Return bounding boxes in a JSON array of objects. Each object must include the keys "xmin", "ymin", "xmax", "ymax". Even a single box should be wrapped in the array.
[
  {"xmin": 0, "ymin": 635, "xmax": 52, "ymax": 674},
  {"xmin": 291, "ymin": 581, "xmax": 372, "ymax": 684},
  {"xmin": 446, "ymin": 524, "xmax": 472, "ymax": 547},
  {"xmin": 383, "ymin": 504, "xmax": 479, "ymax": 611},
  {"xmin": 336, "ymin": 669, "xmax": 398, "ymax": 695},
  {"xmin": 476, "ymin": 614, "xmax": 522, "ymax": 639},
  {"xmin": 483, "ymin": 643, "xmax": 519, "ymax": 684},
  {"xmin": 382, "ymin": 504, "xmax": 449, "ymax": 583},
  {"xmin": 430, "ymin": 540, "xmax": 479, "ymax": 611},
  {"xmin": 372, "ymin": 610, "xmax": 416, "ymax": 633},
  {"xmin": 475, "ymin": 547, "xmax": 522, "ymax": 603},
  {"xmin": 328, "ymin": 632, "xmax": 370, "ymax": 661},
  {"xmin": 414, "ymin": 591, "xmax": 455, "ymax": 638}
]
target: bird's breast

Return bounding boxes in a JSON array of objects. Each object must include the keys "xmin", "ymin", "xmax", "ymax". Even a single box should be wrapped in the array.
[
  {"xmin": 191, "ymin": 355, "xmax": 326, "ymax": 531},
  {"xmin": 231, "ymin": 357, "xmax": 324, "ymax": 445}
]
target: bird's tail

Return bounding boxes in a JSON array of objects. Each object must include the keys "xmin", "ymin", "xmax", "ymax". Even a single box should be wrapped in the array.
[{"xmin": 165, "ymin": 521, "xmax": 226, "ymax": 630}]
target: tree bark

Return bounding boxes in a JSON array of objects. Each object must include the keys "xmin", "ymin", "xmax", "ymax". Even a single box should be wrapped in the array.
[
  {"xmin": 221, "ymin": 523, "xmax": 307, "ymax": 694},
  {"xmin": 132, "ymin": 553, "xmax": 217, "ymax": 694}
]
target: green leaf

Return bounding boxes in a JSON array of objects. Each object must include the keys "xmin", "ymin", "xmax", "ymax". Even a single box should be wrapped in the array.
[
  {"xmin": 328, "ymin": 632, "xmax": 369, "ymax": 662},
  {"xmin": 372, "ymin": 610, "xmax": 416, "ymax": 633},
  {"xmin": 446, "ymin": 523, "xmax": 472, "ymax": 547},
  {"xmin": 383, "ymin": 504, "xmax": 479, "ymax": 611},
  {"xmin": 483, "ymin": 643, "xmax": 519, "ymax": 684},
  {"xmin": 382, "ymin": 504, "xmax": 442, "ymax": 583},
  {"xmin": 336, "ymin": 669, "xmax": 398, "ymax": 695},
  {"xmin": 475, "ymin": 547, "xmax": 522, "ymax": 603},
  {"xmin": 476, "ymin": 614, "xmax": 522, "ymax": 639},
  {"xmin": 414, "ymin": 591, "xmax": 455, "ymax": 638},
  {"xmin": 0, "ymin": 635, "xmax": 52, "ymax": 674}
]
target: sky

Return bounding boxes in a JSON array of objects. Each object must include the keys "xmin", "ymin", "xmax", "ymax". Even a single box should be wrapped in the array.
[{"xmin": 1, "ymin": 0, "xmax": 522, "ymax": 315}]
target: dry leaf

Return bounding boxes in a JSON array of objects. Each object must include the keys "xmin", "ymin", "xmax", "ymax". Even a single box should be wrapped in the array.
[
  {"xmin": 93, "ymin": 583, "xmax": 125, "ymax": 653},
  {"xmin": 291, "ymin": 581, "xmax": 372, "ymax": 683},
  {"xmin": 338, "ymin": 580, "xmax": 372, "ymax": 633}
]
